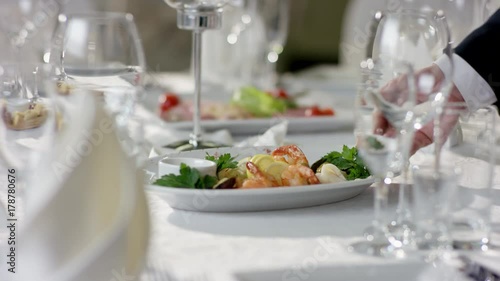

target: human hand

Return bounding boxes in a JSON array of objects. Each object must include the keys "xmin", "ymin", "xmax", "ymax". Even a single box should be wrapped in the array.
[{"xmin": 374, "ymin": 63, "xmax": 465, "ymax": 154}]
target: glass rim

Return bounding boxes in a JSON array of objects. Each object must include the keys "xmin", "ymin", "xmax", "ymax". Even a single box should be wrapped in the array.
[
  {"xmin": 59, "ymin": 12, "xmax": 136, "ymax": 23},
  {"xmin": 383, "ymin": 7, "xmax": 445, "ymax": 18}
]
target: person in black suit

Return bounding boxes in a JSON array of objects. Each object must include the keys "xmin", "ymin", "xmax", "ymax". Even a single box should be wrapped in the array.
[{"xmin": 377, "ymin": 9, "xmax": 500, "ymax": 153}]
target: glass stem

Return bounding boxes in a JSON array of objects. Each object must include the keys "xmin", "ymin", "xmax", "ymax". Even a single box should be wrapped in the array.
[
  {"xmin": 396, "ymin": 129, "xmax": 414, "ymax": 223},
  {"xmin": 433, "ymin": 104, "xmax": 444, "ymax": 170},
  {"xmin": 373, "ymin": 176, "xmax": 389, "ymax": 233},
  {"xmin": 190, "ymin": 30, "xmax": 203, "ymax": 147},
  {"xmin": 13, "ymin": 47, "xmax": 25, "ymax": 99}
]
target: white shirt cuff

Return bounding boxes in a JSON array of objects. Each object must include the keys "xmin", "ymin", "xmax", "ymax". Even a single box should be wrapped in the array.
[{"xmin": 434, "ymin": 53, "xmax": 496, "ymax": 111}]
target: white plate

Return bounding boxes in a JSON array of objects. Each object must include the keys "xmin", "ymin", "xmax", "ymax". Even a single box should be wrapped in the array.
[
  {"xmin": 144, "ymin": 146, "xmax": 373, "ymax": 212},
  {"xmin": 141, "ymin": 86, "xmax": 355, "ymax": 134},
  {"xmin": 162, "ymin": 109, "xmax": 353, "ymax": 135},
  {"xmin": 229, "ymin": 261, "xmax": 467, "ymax": 281}
]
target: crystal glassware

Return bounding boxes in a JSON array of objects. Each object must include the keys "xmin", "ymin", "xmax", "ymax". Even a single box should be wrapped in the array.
[
  {"xmin": 347, "ymin": 60, "xmax": 417, "ymax": 257},
  {"xmin": 0, "ymin": 0, "xmax": 62, "ymax": 95},
  {"xmin": 49, "ymin": 12, "xmax": 146, "ymax": 159},
  {"xmin": 386, "ymin": 0, "xmax": 491, "ymax": 45},
  {"xmin": 410, "ymin": 103, "xmax": 497, "ymax": 254},
  {"xmin": 242, "ymin": 0, "xmax": 289, "ymax": 90},
  {"xmin": 163, "ymin": 0, "xmax": 230, "ymax": 151},
  {"xmin": 369, "ymin": 8, "xmax": 454, "ymax": 246},
  {"xmin": 0, "ymin": 62, "xmax": 59, "ymax": 218}
]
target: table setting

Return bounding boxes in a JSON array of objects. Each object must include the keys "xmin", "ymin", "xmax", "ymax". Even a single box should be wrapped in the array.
[{"xmin": 0, "ymin": 0, "xmax": 500, "ymax": 281}]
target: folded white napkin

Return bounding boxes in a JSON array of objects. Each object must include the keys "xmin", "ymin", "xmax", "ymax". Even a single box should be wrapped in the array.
[{"xmin": 19, "ymin": 94, "xmax": 149, "ymax": 281}]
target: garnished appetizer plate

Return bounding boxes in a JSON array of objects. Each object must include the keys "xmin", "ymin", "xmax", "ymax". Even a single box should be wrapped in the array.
[{"xmin": 145, "ymin": 146, "xmax": 373, "ymax": 212}]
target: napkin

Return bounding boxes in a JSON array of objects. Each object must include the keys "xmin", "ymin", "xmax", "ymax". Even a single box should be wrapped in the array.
[
  {"xmin": 234, "ymin": 120, "xmax": 288, "ymax": 148},
  {"xmin": 18, "ymin": 93, "xmax": 149, "ymax": 281}
]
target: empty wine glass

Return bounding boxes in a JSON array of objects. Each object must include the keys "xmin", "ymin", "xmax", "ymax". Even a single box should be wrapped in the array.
[
  {"xmin": 0, "ymin": 0, "xmax": 62, "ymax": 94},
  {"xmin": 369, "ymin": 8, "xmax": 454, "ymax": 245},
  {"xmin": 201, "ymin": 0, "xmax": 288, "ymax": 92},
  {"xmin": 348, "ymin": 60, "xmax": 416, "ymax": 257},
  {"xmin": 49, "ymin": 12, "xmax": 146, "ymax": 156},
  {"xmin": 243, "ymin": 0, "xmax": 289, "ymax": 90},
  {"xmin": 386, "ymin": 0, "xmax": 491, "ymax": 45},
  {"xmin": 0, "ymin": 62, "xmax": 59, "ymax": 218},
  {"xmin": 410, "ymin": 103, "xmax": 497, "ymax": 256},
  {"xmin": 163, "ymin": 0, "xmax": 230, "ymax": 151}
]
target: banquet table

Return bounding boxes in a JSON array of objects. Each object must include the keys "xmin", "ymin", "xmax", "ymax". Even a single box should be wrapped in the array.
[
  {"xmin": 135, "ymin": 70, "xmax": 500, "ymax": 281},
  {"xmin": 4, "ymin": 69, "xmax": 499, "ymax": 281},
  {"xmin": 141, "ymin": 130, "xmax": 500, "ymax": 281}
]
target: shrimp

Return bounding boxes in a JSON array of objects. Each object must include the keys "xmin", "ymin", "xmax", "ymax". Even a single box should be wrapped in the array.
[
  {"xmin": 241, "ymin": 162, "xmax": 279, "ymax": 189},
  {"xmin": 280, "ymin": 165, "xmax": 320, "ymax": 186},
  {"xmin": 271, "ymin": 144, "xmax": 309, "ymax": 166}
]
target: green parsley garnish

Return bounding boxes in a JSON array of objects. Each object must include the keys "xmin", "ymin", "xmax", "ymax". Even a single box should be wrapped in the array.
[
  {"xmin": 311, "ymin": 145, "xmax": 370, "ymax": 180},
  {"xmin": 153, "ymin": 163, "xmax": 218, "ymax": 189},
  {"xmin": 205, "ymin": 153, "xmax": 238, "ymax": 174}
]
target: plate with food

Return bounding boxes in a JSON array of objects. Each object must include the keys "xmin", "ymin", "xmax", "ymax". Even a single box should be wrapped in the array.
[
  {"xmin": 146, "ymin": 86, "xmax": 353, "ymax": 134},
  {"xmin": 145, "ymin": 144, "xmax": 373, "ymax": 212}
]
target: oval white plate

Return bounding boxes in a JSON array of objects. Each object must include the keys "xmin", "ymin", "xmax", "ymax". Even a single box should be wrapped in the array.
[
  {"xmin": 144, "ymin": 147, "xmax": 373, "ymax": 212},
  {"xmin": 141, "ymin": 87, "xmax": 354, "ymax": 135},
  {"xmin": 163, "ymin": 111, "xmax": 352, "ymax": 135}
]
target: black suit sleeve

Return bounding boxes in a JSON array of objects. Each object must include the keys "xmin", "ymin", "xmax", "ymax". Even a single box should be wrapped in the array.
[{"xmin": 455, "ymin": 9, "xmax": 500, "ymax": 108}]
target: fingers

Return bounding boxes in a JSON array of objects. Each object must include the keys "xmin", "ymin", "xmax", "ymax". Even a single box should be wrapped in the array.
[
  {"xmin": 409, "ymin": 107, "xmax": 461, "ymax": 155},
  {"xmin": 410, "ymin": 127, "xmax": 433, "ymax": 155},
  {"xmin": 373, "ymin": 110, "xmax": 388, "ymax": 135},
  {"xmin": 448, "ymin": 84, "xmax": 465, "ymax": 103},
  {"xmin": 373, "ymin": 110, "xmax": 398, "ymax": 137}
]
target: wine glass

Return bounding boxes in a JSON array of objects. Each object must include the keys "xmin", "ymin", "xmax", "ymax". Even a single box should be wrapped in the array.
[
  {"xmin": 0, "ymin": 62, "xmax": 59, "ymax": 218},
  {"xmin": 369, "ymin": 8, "xmax": 454, "ymax": 245},
  {"xmin": 348, "ymin": 59, "xmax": 416, "ymax": 257},
  {"xmin": 411, "ymin": 103, "xmax": 497, "ymax": 255},
  {"xmin": 386, "ymin": 0, "xmax": 491, "ymax": 46},
  {"xmin": 163, "ymin": 0, "xmax": 230, "ymax": 151},
  {"xmin": 243, "ymin": 0, "xmax": 289, "ymax": 90},
  {"xmin": 0, "ymin": 0, "xmax": 62, "ymax": 94},
  {"xmin": 49, "ymin": 12, "xmax": 146, "ymax": 157}
]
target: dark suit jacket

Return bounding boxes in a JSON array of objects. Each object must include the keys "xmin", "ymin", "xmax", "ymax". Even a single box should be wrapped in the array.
[{"xmin": 455, "ymin": 9, "xmax": 500, "ymax": 108}]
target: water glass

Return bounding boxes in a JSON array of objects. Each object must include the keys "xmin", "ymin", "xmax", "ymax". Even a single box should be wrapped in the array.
[
  {"xmin": 450, "ymin": 105, "xmax": 496, "ymax": 250},
  {"xmin": 412, "ymin": 164, "xmax": 457, "ymax": 252},
  {"xmin": 411, "ymin": 103, "xmax": 497, "ymax": 253},
  {"xmin": 49, "ymin": 12, "xmax": 146, "ymax": 159},
  {"xmin": 50, "ymin": 12, "xmax": 146, "ymax": 127},
  {"xmin": 202, "ymin": 0, "xmax": 289, "ymax": 91}
]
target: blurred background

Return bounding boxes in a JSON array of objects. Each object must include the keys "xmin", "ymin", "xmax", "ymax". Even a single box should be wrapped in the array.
[
  {"xmin": 60, "ymin": 0, "xmax": 352, "ymax": 73},
  {"xmin": 7, "ymin": 0, "xmax": 500, "ymax": 83}
]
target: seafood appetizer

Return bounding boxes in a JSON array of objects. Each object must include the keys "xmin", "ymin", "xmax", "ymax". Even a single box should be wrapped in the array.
[{"xmin": 153, "ymin": 145, "xmax": 370, "ymax": 189}]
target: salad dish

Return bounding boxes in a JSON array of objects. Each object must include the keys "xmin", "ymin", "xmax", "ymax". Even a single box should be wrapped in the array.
[
  {"xmin": 150, "ymin": 86, "xmax": 353, "ymax": 134},
  {"xmin": 145, "ymin": 145, "xmax": 373, "ymax": 212},
  {"xmin": 158, "ymin": 87, "xmax": 336, "ymax": 122}
]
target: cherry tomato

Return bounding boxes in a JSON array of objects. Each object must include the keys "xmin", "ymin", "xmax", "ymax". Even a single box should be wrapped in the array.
[
  {"xmin": 305, "ymin": 106, "xmax": 335, "ymax": 117},
  {"xmin": 275, "ymin": 88, "xmax": 289, "ymax": 99},
  {"xmin": 159, "ymin": 92, "xmax": 180, "ymax": 113},
  {"xmin": 267, "ymin": 88, "xmax": 289, "ymax": 99}
]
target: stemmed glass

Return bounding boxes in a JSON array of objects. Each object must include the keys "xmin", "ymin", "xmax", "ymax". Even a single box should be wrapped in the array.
[
  {"xmin": 348, "ymin": 59, "xmax": 416, "ymax": 257},
  {"xmin": 386, "ymin": 0, "xmax": 491, "ymax": 45},
  {"xmin": 0, "ymin": 0, "xmax": 62, "ymax": 93},
  {"xmin": 49, "ymin": 12, "xmax": 147, "ymax": 159},
  {"xmin": 163, "ymin": 0, "xmax": 229, "ymax": 151},
  {"xmin": 369, "ymin": 8, "xmax": 454, "ymax": 245},
  {"xmin": 0, "ymin": 62, "xmax": 59, "ymax": 218},
  {"xmin": 244, "ymin": 0, "xmax": 289, "ymax": 90}
]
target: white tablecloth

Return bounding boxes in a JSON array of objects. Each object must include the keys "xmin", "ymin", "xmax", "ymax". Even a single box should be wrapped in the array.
[{"xmin": 141, "ymin": 131, "xmax": 500, "ymax": 281}]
